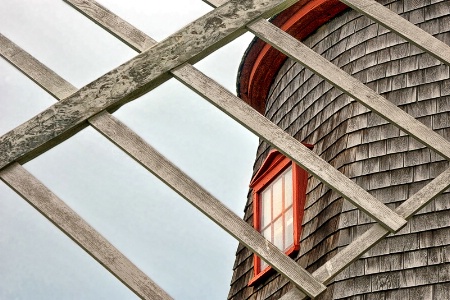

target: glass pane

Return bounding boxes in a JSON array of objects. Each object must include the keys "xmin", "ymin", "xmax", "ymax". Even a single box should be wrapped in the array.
[
  {"xmin": 261, "ymin": 227, "xmax": 271, "ymax": 242},
  {"xmin": 272, "ymin": 176, "xmax": 283, "ymax": 218},
  {"xmin": 260, "ymin": 258, "xmax": 268, "ymax": 271},
  {"xmin": 261, "ymin": 188, "xmax": 271, "ymax": 228},
  {"xmin": 284, "ymin": 166, "xmax": 293, "ymax": 208},
  {"xmin": 273, "ymin": 218, "xmax": 283, "ymax": 249},
  {"xmin": 284, "ymin": 207, "xmax": 294, "ymax": 250}
]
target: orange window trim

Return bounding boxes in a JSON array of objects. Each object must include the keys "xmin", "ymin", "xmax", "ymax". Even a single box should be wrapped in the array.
[{"xmin": 248, "ymin": 149, "xmax": 310, "ymax": 286}]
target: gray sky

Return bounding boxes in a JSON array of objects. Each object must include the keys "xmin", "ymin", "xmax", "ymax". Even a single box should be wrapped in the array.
[{"xmin": 0, "ymin": 1, "xmax": 259, "ymax": 299}]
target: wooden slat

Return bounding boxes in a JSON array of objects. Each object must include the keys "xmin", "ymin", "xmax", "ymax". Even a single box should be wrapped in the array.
[
  {"xmin": 0, "ymin": 0, "xmax": 297, "ymax": 170},
  {"xmin": 0, "ymin": 34, "xmax": 326, "ymax": 298},
  {"xmin": 63, "ymin": 0, "xmax": 156, "ymax": 52},
  {"xmin": 0, "ymin": 35, "xmax": 172, "ymax": 300},
  {"xmin": 0, "ymin": 163, "xmax": 172, "ymax": 300},
  {"xmin": 202, "ymin": 0, "xmax": 227, "ymax": 7},
  {"xmin": 279, "ymin": 166, "xmax": 450, "ymax": 299},
  {"xmin": 89, "ymin": 111, "xmax": 326, "ymax": 298},
  {"xmin": 172, "ymin": 63, "xmax": 406, "ymax": 232},
  {"xmin": 247, "ymin": 19, "xmax": 450, "ymax": 163},
  {"xmin": 341, "ymin": 0, "xmax": 450, "ymax": 67},
  {"xmin": 0, "ymin": 34, "xmax": 78, "ymax": 98},
  {"xmin": 0, "ymin": 33, "xmax": 77, "ymax": 99}
]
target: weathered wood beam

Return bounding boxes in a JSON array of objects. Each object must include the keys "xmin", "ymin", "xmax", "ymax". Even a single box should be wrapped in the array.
[
  {"xmin": 280, "ymin": 165, "xmax": 450, "ymax": 299},
  {"xmin": 90, "ymin": 111, "xmax": 327, "ymax": 298},
  {"xmin": 63, "ymin": 0, "xmax": 156, "ymax": 52},
  {"xmin": 247, "ymin": 19, "xmax": 450, "ymax": 162},
  {"xmin": 341, "ymin": 0, "xmax": 450, "ymax": 67},
  {"xmin": 0, "ymin": 163, "xmax": 172, "ymax": 300},
  {"xmin": 0, "ymin": 34, "xmax": 77, "ymax": 99},
  {"xmin": 0, "ymin": 35, "xmax": 173, "ymax": 300},
  {"xmin": 202, "ymin": 0, "xmax": 227, "ymax": 7},
  {"xmin": 0, "ymin": 34, "xmax": 78, "ymax": 98},
  {"xmin": 1, "ymin": 34, "xmax": 326, "ymax": 298},
  {"xmin": 0, "ymin": 0, "xmax": 297, "ymax": 170}
]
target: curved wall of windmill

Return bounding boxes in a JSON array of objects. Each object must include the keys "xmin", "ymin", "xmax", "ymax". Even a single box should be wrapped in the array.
[{"xmin": 229, "ymin": 0, "xmax": 450, "ymax": 299}]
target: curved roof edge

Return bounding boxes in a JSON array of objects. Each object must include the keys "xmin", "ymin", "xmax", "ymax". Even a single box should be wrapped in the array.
[{"xmin": 237, "ymin": 0, "xmax": 349, "ymax": 114}]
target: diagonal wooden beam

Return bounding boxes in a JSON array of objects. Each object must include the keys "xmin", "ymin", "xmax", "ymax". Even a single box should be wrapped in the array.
[
  {"xmin": 202, "ymin": 0, "xmax": 228, "ymax": 7},
  {"xmin": 0, "ymin": 34, "xmax": 77, "ymax": 99},
  {"xmin": 0, "ymin": 163, "xmax": 173, "ymax": 300},
  {"xmin": 0, "ymin": 34, "xmax": 326, "ymax": 298},
  {"xmin": 66, "ymin": 0, "xmax": 406, "ymax": 233},
  {"xmin": 341, "ymin": 0, "xmax": 450, "ymax": 67},
  {"xmin": 63, "ymin": 0, "xmax": 156, "ymax": 52},
  {"xmin": 0, "ymin": 0, "xmax": 297, "ymax": 170}
]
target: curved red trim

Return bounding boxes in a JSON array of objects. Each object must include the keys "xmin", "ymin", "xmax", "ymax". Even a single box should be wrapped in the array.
[{"xmin": 238, "ymin": 0, "xmax": 348, "ymax": 114}]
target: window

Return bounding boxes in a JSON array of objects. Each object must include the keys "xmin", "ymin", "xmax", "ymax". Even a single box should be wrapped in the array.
[{"xmin": 248, "ymin": 148, "xmax": 311, "ymax": 285}]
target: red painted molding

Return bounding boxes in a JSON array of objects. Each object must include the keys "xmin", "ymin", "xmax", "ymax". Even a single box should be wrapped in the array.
[{"xmin": 238, "ymin": 0, "xmax": 348, "ymax": 114}]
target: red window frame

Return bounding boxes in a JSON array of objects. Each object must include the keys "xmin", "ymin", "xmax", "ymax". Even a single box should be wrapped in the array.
[{"xmin": 248, "ymin": 148, "xmax": 311, "ymax": 285}]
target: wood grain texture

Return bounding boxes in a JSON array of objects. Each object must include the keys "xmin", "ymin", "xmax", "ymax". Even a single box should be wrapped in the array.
[
  {"xmin": 172, "ymin": 63, "xmax": 406, "ymax": 232},
  {"xmin": 64, "ymin": 0, "xmax": 156, "ymax": 52},
  {"xmin": 0, "ymin": 163, "xmax": 172, "ymax": 300},
  {"xmin": 342, "ymin": 0, "xmax": 450, "ymax": 67},
  {"xmin": 0, "ymin": 33, "xmax": 77, "ymax": 99},
  {"xmin": 88, "ymin": 111, "xmax": 327, "ymax": 298},
  {"xmin": 202, "ymin": 0, "xmax": 227, "ymax": 8},
  {"xmin": 247, "ymin": 19, "xmax": 450, "ymax": 163},
  {"xmin": 0, "ymin": 0, "xmax": 297, "ymax": 170}
]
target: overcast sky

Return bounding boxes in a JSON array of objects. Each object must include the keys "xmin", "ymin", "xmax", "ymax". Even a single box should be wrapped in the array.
[{"xmin": 0, "ymin": 1, "xmax": 259, "ymax": 299}]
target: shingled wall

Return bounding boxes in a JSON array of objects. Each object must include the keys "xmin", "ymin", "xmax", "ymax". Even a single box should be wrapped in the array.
[{"xmin": 228, "ymin": 0, "xmax": 450, "ymax": 299}]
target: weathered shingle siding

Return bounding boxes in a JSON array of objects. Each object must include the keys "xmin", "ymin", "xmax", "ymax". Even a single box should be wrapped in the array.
[{"xmin": 229, "ymin": 0, "xmax": 450, "ymax": 299}]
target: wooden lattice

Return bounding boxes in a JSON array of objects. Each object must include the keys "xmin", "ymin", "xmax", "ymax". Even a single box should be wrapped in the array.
[{"xmin": 1, "ymin": 0, "xmax": 450, "ymax": 299}]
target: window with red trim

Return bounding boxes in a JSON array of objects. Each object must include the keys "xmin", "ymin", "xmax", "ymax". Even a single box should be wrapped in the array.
[{"xmin": 248, "ymin": 148, "xmax": 310, "ymax": 285}]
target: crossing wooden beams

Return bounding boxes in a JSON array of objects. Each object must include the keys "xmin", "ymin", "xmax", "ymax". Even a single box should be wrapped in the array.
[{"xmin": 0, "ymin": 0, "xmax": 297, "ymax": 170}]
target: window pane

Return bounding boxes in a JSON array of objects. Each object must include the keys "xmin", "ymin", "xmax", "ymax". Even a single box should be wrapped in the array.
[
  {"xmin": 284, "ymin": 167, "xmax": 293, "ymax": 208},
  {"xmin": 272, "ymin": 176, "xmax": 283, "ymax": 218},
  {"xmin": 261, "ymin": 227, "xmax": 271, "ymax": 242},
  {"xmin": 261, "ymin": 188, "xmax": 271, "ymax": 228},
  {"xmin": 260, "ymin": 258, "xmax": 268, "ymax": 271},
  {"xmin": 273, "ymin": 218, "xmax": 283, "ymax": 249},
  {"xmin": 284, "ymin": 207, "xmax": 294, "ymax": 250}
]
